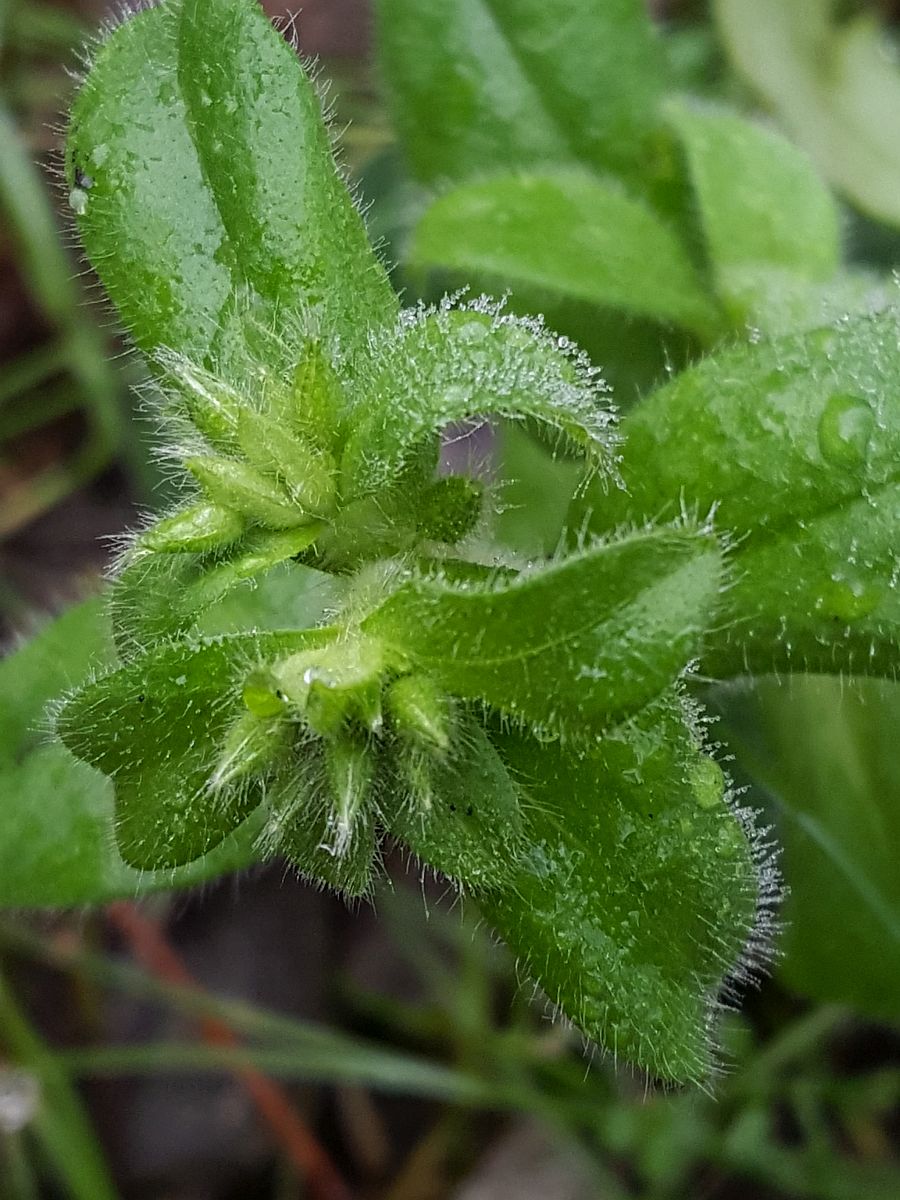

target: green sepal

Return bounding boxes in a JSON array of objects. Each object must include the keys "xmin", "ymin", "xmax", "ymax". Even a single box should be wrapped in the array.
[
  {"xmin": 287, "ymin": 337, "xmax": 346, "ymax": 450},
  {"xmin": 363, "ymin": 525, "xmax": 724, "ymax": 737},
  {"xmin": 341, "ymin": 305, "xmax": 616, "ymax": 502},
  {"xmin": 210, "ymin": 709, "xmax": 292, "ymax": 790},
  {"xmin": 158, "ymin": 350, "xmax": 244, "ymax": 450},
  {"xmin": 141, "ymin": 501, "xmax": 245, "ymax": 554},
  {"xmin": 263, "ymin": 746, "xmax": 378, "ymax": 897},
  {"xmin": 185, "ymin": 455, "xmax": 310, "ymax": 529},
  {"xmin": 325, "ymin": 735, "xmax": 377, "ymax": 857},
  {"xmin": 385, "ymin": 673, "xmax": 452, "ymax": 753},
  {"xmin": 481, "ymin": 692, "xmax": 764, "ymax": 1084},
  {"xmin": 386, "ymin": 715, "xmax": 525, "ymax": 892},
  {"xmin": 55, "ymin": 629, "xmax": 334, "ymax": 869}
]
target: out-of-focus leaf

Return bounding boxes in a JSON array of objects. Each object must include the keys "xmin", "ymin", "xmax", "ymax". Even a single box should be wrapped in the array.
[
  {"xmin": 376, "ymin": 0, "xmax": 668, "ymax": 185},
  {"xmin": 667, "ymin": 101, "xmax": 840, "ymax": 321},
  {"xmin": 411, "ymin": 171, "xmax": 721, "ymax": 340},
  {"xmin": 716, "ymin": 0, "xmax": 900, "ymax": 229},
  {"xmin": 481, "ymin": 692, "xmax": 762, "ymax": 1084},
  {"xmin": 363, "ymin": 525, "xmax": 724, "ymax": 737},
  {"xmin": 0, "ymin": 601, "xmax": 264, "ymax": 907},
  {"xmin": 714, "ymin": 675, "xmax": 900, "ymax": 1023}
]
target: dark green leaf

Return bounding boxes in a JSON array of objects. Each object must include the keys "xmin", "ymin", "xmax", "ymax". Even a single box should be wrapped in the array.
[
  {"xmin": 481, "ymin": 692, "xmax": 764, "ymax": 1084},
  {"xmin": 56, "ymin": 627, "xmax": 334, "ymax": 870},
  {"xmin": 411, "ymin": 171, "xmax": 721, "ymax": 340},
  {"xmin": 714, "ymin": 676, "xmax": 900, "ymax": 1024},
  {"xmin": 0, "ymin": 601, "xmax": 264, "ymax": 906},
  {"xmin": 67, "ymin": 0, "xmax": 395, "ymax": 368},
  {"xmin": 363, "ymin": 525, "xmax": 724, "ymax": 736},
  {"xmin": 376, "ymin": 0, "xmax": 668, "ymax": 185}
]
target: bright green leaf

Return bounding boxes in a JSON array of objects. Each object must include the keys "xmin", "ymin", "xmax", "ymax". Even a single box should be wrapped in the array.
[
  {"xmin": 376, "ymin": 0, "xmax": 668, "ymax": 185},
  {"xmin": 714, "ymin": 675, "xmax": 900, "ymax": 1024},
  {"xmin": 716, "ymin": 0, "xmax": 900, "ymax": 229},
  {"xmin": 363, "ymin": 525, "xmax": 724, "ymax": 737},
  {"xmin": 481, "ymin": 692, "xmax": 765, "ymax": 1084},
  {"xmin": 0, "ymin": 601, "xmax": 264, "ymax": 907},
  {"xmin": 411, "ymin": 171, "xmax": 721, "ymax": 340},
  {"xmin": 67, "ymin": 0, "xmax": 396, "ymax": 369},
  {"xmin": 55, "ymin": 628, "xmax": 334, "ymax": 870}
]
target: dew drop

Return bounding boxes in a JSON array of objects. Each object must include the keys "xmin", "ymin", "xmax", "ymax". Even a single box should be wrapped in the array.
[
  {"xmin": 68, "ymin": 187, "xmax": 89, "ymax": 215},
  {"xmin": 817, "ymin": 393, "xmax": 874, "ymax": 467}
]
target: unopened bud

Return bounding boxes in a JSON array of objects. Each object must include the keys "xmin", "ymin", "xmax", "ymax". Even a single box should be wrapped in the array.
[
  {"xmin": 236, "ymin": 408, "xmax": 335, "ymax": 515},
  {"xmin": 142, "ymin": 501, "xmax": 245, "ymax": 554},
  {"xmin": 416, "ymin": 475, "xmax": 484, "ymax": 544},
  {"xmin": 185, "ymin": 455, "xmax": 311, "ymax": 530}
]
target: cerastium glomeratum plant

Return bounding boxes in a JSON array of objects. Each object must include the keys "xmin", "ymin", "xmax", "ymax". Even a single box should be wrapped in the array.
[{"xmin": 44, "ymin": 0, "xmax": 900, "ymax": 1085}]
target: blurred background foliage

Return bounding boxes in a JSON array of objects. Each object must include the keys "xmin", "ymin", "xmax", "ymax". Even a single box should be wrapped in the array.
[{"xmin": 0, "ymin": 1, "xmax": 899, "ymax": 1197}]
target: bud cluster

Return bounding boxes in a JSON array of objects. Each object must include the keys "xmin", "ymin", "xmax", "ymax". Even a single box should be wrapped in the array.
[{"xmin": 212, "ymin": 632, "xmax": 456, "ymax": 888}]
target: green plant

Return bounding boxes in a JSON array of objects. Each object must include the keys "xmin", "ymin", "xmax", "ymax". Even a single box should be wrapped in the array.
[{"xmin": 2, "ymin": 0, "xmax": 898, "ymax": 1092}]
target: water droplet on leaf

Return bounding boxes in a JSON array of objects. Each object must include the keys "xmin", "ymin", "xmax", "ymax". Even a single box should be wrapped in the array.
[{"xmin": 817, "ymin": 393, "xmax": 874, "ymax": 466}]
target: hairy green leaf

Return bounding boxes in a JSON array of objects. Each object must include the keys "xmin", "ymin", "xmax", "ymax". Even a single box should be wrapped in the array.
[
  {"xmin": 481, "ymin": 692, "xmax": 765, "ymax": 1084},
  {"xmin": 0, "ymin": 601, "xmax": 263, "ymax": 906},
  {"xmin": 577, "ymin": 311, "xmax": 900, "ymax": 675},
  {"xmin": 341, "ymin": 304, "xmax": 615, "ymax": 502},
  {"xmin": 667, "ymin": 100, "xmax": 840, "ymax": 321},
  {"xmin": 56, "ymin": 628, "xmax": 334, "ymax": 869},
  {"xmin": 411, "ymin": 171, "xmax": 720, "ymax": 340},
  {"xmin": 110, "ymin": 528, "xmax": 325, "ymax": 654},
  {"xmin": 376, "ymin": 0, "xmax": 668, "ymax": 185},
  {"xmin": 363, "ymin": 526, "xmax": 724, "ymax": 736},
  {"xmin": 715, "ymin": 676, "xmax": 900, "ymax": 1024},
  {"xmin": 66, "ymin": 0, "xmax": 395, "ymax": 368}
]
